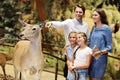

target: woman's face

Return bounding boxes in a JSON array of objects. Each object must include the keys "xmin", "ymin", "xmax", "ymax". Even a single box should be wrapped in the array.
[
  {"xmin": 76, "ymin": 34, "xmax": 85, "ymax": 45},
  {"xmin": 69, "ymin": 33, "xmax": 76, "ymax": 45},
  {"xmin": 92, "ymin": 11, "xmax": 101, "ymax": 23},
  {"xmin": 74, "ymin": 7, "xmax": 84, "ymax": 20}
]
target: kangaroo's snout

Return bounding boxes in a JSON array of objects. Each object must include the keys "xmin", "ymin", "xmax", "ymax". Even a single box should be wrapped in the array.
[
  {"xmin": 39, "ymin": 22, "xmax": 46, "ymax": 28},
  {"xmin": 19, "ymin": 34, "xmax": 24, "ymax": 38}
]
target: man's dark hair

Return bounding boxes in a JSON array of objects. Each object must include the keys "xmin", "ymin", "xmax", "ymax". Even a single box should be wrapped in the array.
[{"xmin": 74, "ymin": 5, "xmax": 86, "ymax": 15}]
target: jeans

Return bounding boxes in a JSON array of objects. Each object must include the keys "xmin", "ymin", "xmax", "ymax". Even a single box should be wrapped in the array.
[
  {"xmin": 77, "ymin": 72, "xmax": 87, "ymax": 80},
  {"xmin": 67, "ymin": 69, "xmax": 88, "ymax": 80},
  {"xmin": 67, "ymin": 70, "xmax": 75, "ymax": 80},
  {"xmin": 77, "ymin": 69, "xmax": 88, "ymax": 80}
]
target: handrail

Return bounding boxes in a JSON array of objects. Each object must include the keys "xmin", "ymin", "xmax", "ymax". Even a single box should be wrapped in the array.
[
  {"xmin": 0, "ymin": 42, "xmax": 120, "ymax": 61},
  {"xmin": 1, "ymin": 39, "xmax": 120, "ymax": 80},
  {"xmin": 108, "ymin": 54, "xmax": 120, "ymax": 60},
  {"xmin": 43, "ymin": 51, "xmax": 65, "ymax": 62}
]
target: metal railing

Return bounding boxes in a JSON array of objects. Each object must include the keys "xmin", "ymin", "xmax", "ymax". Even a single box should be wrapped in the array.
[{"xmin": 0, "ymin": 38, "xmax": 120, "ymax": 80}]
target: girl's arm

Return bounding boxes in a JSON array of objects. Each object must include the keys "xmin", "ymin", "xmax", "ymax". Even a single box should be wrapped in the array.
[
  {"xmin": 64, "ymin": 45, "xmax": 72, "ymax": 68},
  {"xmin": 64, "ymin": 45, "xmax": 69, "ymax": 60},
  {"xmin": 68, "ymin": 54, "xmax": 75, "ymax": 72}
]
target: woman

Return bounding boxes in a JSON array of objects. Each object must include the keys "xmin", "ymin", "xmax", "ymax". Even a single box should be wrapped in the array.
[{"xmin": 89, "ymin": 8, "xmax": 112, "ymax": 80}]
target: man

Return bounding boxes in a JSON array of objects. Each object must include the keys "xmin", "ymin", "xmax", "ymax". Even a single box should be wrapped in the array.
[{"xmin": 45, "ymin": 4, "xmax": 90, "ymax": 80}]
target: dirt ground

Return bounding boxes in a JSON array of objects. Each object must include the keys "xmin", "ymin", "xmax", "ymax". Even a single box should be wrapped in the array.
[{"xmin": 0, "ymin": 64, "xmax": 65, "ymax": 80}]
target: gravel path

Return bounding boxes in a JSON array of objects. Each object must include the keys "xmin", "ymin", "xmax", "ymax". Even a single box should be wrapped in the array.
[{"xmin": 0, "ymin": 64, "xmax": 65, "ymax": 80}]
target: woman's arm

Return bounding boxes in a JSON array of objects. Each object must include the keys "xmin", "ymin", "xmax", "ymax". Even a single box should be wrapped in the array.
[{"xmin": 103, "ymin": 27, "xmax": 112, "ymax": 53}]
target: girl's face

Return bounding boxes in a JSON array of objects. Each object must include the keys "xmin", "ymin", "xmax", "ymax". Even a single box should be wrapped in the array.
[
  {"xmin": 74, "ymin": 7, "xmax": 84, "ymax": 20},
  {"xmin": 92, "ymin": 11, "xmax": 101, "ymax": 23},
  {"xmin": 69, "ymin": 33, "xmax": 76, "ymax": 45},
  {"xmin": 76, "ymin": 34, "xmax": 85, "ymax": 45}
]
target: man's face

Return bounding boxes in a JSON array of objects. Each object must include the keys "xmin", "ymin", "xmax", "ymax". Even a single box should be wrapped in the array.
[{"xmin": 74, "ymin": 7, "xmax": 84, "ymax": 20}]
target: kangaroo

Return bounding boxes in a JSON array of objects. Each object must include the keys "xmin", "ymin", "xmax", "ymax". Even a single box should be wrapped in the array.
[
  {"xmin": 13, "ymin": 20, "xmax": 45, "ymax": 80},
  {"xmin": 0, "ymin": 52, "xmax": 12, "ymax": 80}
]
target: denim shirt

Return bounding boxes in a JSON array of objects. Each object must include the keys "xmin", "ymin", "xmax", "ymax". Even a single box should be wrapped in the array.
[
  {"xmin": 67, "ymin": 45, "xmax": 78, "ymax": 61},
  {"xmin": 67, "ymin": 46, "xmax": 74, "ymax": 60}
]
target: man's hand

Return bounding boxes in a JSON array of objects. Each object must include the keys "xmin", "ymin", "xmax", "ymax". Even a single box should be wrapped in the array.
[{"xmin": 45, "ymin": 22, "xmax": 52, "ymax": 28}]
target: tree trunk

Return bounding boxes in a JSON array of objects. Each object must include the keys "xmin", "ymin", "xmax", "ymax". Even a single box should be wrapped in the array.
[{"xmin": 36, "ymin": 0, "xmax": 46, "ymax": 21}]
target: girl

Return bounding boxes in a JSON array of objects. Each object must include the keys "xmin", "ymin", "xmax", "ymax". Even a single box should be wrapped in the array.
[{"xmin": 65, "ymin": 31, "xmax": 78, "ymax": 80}]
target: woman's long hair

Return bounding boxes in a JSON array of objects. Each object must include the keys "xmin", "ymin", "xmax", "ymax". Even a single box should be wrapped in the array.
[{"xmin": 94, "ymin": 8, "xmax": 109, "ymax": 25}]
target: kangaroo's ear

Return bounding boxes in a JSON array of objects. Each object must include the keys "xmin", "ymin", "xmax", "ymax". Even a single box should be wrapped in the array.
[{"xmin": 18, "ymin": 19, "xmax": 28, "ymax": 27}]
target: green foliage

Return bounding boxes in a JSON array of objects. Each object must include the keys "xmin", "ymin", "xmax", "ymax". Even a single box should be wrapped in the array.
[
  {"xmin": 44, "ymin": 0, "xmax": 54, "ymax": 20},
  {"xmin": 112, "ymin": 11, "xmax": 120, "ymax": 23},
  {"xmin": 42, "ymin": 27, "xmax": 65, "ymax": 48},
  {"xmin": 104, "ymin": 8, "xmax": 120, "ymax": 24},
  {"xmin": 44, "ymin": 56, "xmax": 56, "ymax": 68},
  {"xmin": 0, "ymin": 0, "xmax": 34, "ymax": 39},
  {"xmin": 0, "ymin": 0, "xmax": 21, "ymax": 38},
  {"xmin": 44, "ymin": 54, "xmax": 65, "ymax": 72},
  {"xmin": 64, "ymin": 8, "xmax": 72, "ymax": 19},
  {"xmin": 104, "ymin": 57, "xmax": 120, "ymax": 80},
  {"xmin": 0, "ymin": 46, "xmax": 14, "ymax": 53},
  {"xmin": 103, "ymin": 4, "xmax": 117, "ymax": 10}
]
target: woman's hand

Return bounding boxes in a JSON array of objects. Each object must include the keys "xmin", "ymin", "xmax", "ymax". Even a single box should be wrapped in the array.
[{"xmin": 92, "ymin": 51, "xmax": 101, "ymax": 58}]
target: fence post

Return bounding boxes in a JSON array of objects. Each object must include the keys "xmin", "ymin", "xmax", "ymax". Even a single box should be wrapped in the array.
[
  {"xmin": 55, "ymin": 50, "xmax": 61, "ymax": 80},
  {"xmin": 55, "ymin": 56, "xmax": 58, "ymax": 80}
]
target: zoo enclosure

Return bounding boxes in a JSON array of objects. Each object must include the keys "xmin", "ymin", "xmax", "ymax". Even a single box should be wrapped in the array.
[{"xmin": 0, "ymin": 38, "xmax": 120, "ymax": 80}]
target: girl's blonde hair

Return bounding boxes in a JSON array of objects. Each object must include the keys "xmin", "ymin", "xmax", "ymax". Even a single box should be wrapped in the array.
[
  {"xmin": 77, "ymin": 32, "xmax": 87, "ymax": 44},
  {"xmin": 68, "ymin": 31, "xmax": 77, "ymax": 38}
]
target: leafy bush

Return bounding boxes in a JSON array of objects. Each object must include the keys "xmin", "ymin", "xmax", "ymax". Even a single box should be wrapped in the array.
[{"xmin": 0, "ymin": 0, "xmax": 21, "ymax": 38}]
